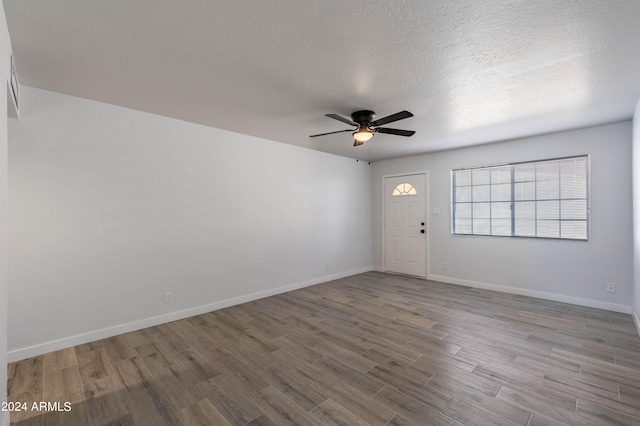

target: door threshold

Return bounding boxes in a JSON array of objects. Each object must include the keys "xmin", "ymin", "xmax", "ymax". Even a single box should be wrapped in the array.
[{"xmin": 383, "ymin": 270, "xmax": 426, "ymax": 280}]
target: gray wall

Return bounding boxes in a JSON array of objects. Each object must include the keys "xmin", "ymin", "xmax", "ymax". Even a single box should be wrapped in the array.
[
  {"xmin": 8, "ymin": 86, "xmax": 373, "ymax": 360},
  {"xmin": 1, "ymin": 5, "xmax": 11, "ymax": 425},
  {"xmin": 373, "ymin": 122, "xmax": 633, "ymax": 312},
  {"xmin": 633, "ymin": 98, "xmax": 640, "ymax": 331}
]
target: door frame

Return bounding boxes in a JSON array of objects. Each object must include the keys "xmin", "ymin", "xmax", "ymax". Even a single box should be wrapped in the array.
[{"xmin": 382, "ymin": 171, "xmax": 430, "ymax": 278}]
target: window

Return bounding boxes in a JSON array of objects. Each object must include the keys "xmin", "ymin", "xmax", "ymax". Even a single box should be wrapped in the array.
[
  {"xmin": 452, "ymin": 156, "xmax": 589, "ymax": 240},
  {"xmin": 392, "ymin": 183, "xmax": 417, "ymax": 196}
]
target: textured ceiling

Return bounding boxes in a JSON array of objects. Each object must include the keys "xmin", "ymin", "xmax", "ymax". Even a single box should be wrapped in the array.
[{"xmin": 4, "ymin": 1, "xmax": 640, "ymax": 161}]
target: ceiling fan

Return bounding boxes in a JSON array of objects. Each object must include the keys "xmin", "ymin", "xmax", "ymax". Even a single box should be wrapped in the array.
[{"xmin": 310, "ymin": 110, "xmax": 415, "ymax": 146}]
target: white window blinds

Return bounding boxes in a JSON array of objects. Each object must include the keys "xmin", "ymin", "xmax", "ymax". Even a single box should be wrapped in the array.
[{"xmin": 452, "ymin": 156, "xmax": 589, "ymax": 240}]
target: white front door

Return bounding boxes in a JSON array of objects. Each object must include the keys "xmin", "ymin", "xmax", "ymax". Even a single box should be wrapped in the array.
[{"xmin": 384, "ymin": 174, "xmax": 427, "ymax": 278}]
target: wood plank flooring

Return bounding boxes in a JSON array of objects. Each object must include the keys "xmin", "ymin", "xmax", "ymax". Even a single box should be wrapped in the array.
[{"xmin": 7, "ymin": 272, "xmax": 640, "ymax": 425}]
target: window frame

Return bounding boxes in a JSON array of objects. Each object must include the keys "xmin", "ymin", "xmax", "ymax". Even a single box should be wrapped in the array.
[{"xmin": 451, "ymin": 155, "xmax": 590, "ymax": 241}]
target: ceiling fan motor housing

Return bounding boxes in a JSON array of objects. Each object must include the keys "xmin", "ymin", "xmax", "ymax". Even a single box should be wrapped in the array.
[{"xmin": 351, "ymin": 110, "xmax": 376, "ymax": 124}]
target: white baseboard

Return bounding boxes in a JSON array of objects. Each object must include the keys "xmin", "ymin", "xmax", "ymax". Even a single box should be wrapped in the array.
[
  {"xmin": 428, "ymin": 274, "xmax": 632, "ymax": 314},
  {"xmin": 372, "ymin": 265, "xmax": 384, "ymax": 272},
  {"xmin": 8, "ymin": 266, "xmax": 373, "ymax": 362}
]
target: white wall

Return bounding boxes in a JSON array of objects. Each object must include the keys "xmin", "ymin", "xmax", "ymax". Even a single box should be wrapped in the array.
[
  {"xmin": 8, "ymin": 86, "xmax": 373, "ymax": 360},
  {"xmin": 0, "ymin": 5, "xmax": 11, "ymax": 425},
  {"xmin": 633, "ymin": 99, "xmax": 640, "ymax": 333},
  {"xmin": 373, "ymin": 122, "xmax": 633, "ymax": 312}
]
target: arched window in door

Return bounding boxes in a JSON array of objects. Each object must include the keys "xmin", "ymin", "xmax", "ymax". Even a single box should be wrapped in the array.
[{"xmin": 392, "ymin": 183, "xmax": 417, "ymax": 196}]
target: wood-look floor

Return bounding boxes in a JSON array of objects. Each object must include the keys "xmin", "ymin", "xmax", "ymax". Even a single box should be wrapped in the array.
[{"xmin": 7, "ymin": 272, "xmax": 640, "ymax": 425}]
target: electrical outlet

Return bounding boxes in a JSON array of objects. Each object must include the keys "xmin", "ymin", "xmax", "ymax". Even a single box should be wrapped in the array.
[
  {"xmin": 164, "ymin": 291, "xmax": 173, "ymax": 304},
  {"xmin": 325, "ymin": 263, "xmax": 331, "ymax": 271},
  {"xmin": 606, "ymin": 282, "xmax": 616, "ymax": 293},
  {"xmin": 443, "ymin": 262, "xmax": 448, "ymax": 270}
]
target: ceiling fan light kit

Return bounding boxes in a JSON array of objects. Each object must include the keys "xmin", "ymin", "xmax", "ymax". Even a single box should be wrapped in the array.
[
  {"xmin": 353, "ymin": 124, "xmax": 374, "ymax": 144},
  {"xmin": 310, "ymin": 110, "xmax": 415, "ymax": 147}
]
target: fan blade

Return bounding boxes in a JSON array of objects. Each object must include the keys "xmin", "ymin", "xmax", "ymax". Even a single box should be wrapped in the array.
[
  {"xmin": 376, "ymin": 127, "xmax": 415, "ymax": 137},
  {"xmin": 309, "ymin": 129, "xmax": 353, "ymax": 138},
  {"xmin": 370, "ymin": 110, "xmax": 413, "ymax": 127},
  {"xmin": 326, "ymin": 113, "xmax": 357, "ymax": 126}
]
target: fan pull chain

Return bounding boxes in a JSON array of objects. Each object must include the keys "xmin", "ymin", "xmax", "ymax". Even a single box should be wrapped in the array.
[{"xmin": 354, "ymin": 142, "xmax": 372, "ymax": 165}]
